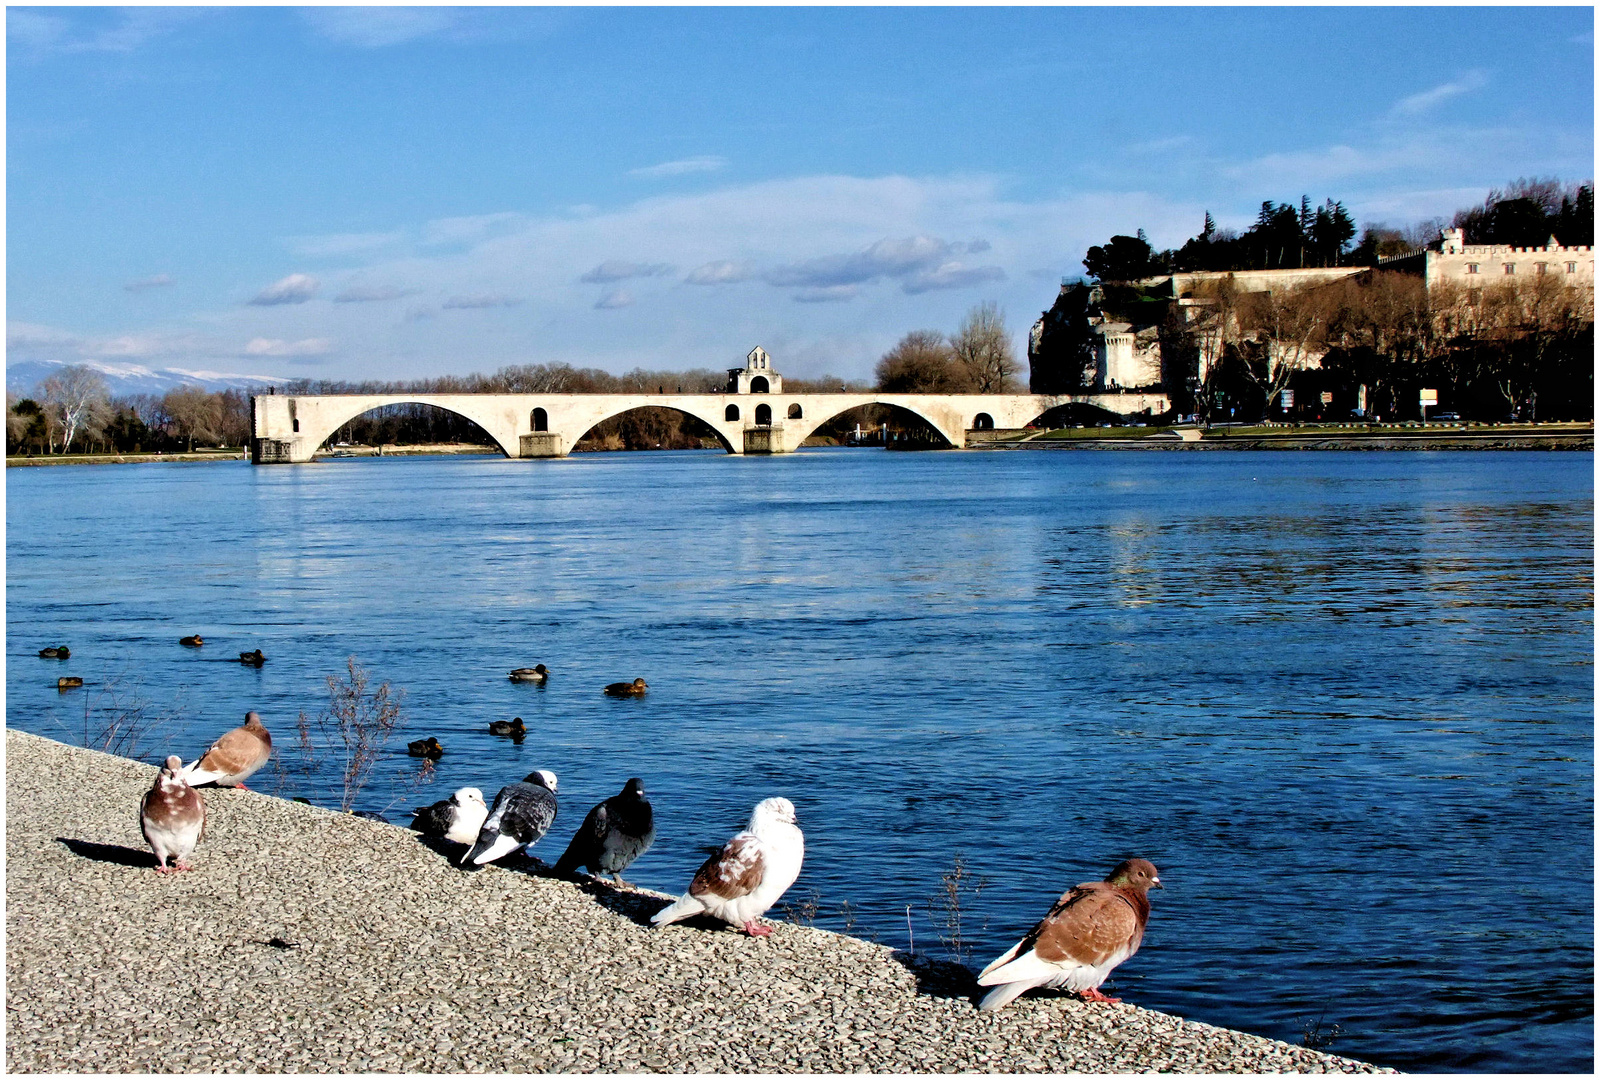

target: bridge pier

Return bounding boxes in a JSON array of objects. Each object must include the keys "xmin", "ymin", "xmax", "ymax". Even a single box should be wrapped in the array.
[{"xmin": 519, "ymin": 433, "xmax": 564, "ymax": 458}]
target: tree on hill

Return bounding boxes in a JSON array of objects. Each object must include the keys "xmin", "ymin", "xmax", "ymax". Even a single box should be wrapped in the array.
[{"xmin": 1083, "ymin": 232, "xmax": 1165, "ymax": 282}]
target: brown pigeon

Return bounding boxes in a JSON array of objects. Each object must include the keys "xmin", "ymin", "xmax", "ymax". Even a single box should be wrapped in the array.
[
  {"xmin": 180, "ymin": 711, "xmax": 272, "ymax": 789},
  {"xmin": 976, "ymin": 857, "xmax": 1161, "ymax": 1011},
  {"xmin": 141, "ymin": 755, "xmax": 206, "ymax": 872},
  {"xmin": 650, "ymin": 797, "xmax": 803, "ymax": 937}
]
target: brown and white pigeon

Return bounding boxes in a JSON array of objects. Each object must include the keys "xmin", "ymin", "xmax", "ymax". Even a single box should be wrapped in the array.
[
  {"xmin": 650, "ymin": 797, "xmax": 803, "ymax": 937},
  {"xmin": 976, "ymin": 857, "xmax": 1161, "ymax": 1011},
  {"xmin": 140, "ymin": 755, "xmax": 206, "ymax": 873},
  {"xmin": 180, "ymin": 711, "xmax": 272, "ymax": 789}
]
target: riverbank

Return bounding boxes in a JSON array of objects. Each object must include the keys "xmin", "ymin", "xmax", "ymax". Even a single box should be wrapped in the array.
[
  {"xmin": 6, "ymin": 449, "xmax": 247, "ymax": 466},
  {"xmin": 972, "ymin": 421, "xmax": 1593, "ymax": 452},
  {"xmin": 5, "ymin": 729, "xmax": 1383, "ymax": 1074}
]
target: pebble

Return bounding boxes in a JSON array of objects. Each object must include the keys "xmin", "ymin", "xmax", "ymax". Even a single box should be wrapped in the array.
[{"xmin": 6, "ymin": 729, "xmax": 1390, "ymax": 1073}]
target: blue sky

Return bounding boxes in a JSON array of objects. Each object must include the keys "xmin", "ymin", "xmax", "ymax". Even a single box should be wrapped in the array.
[{"xmin": 7, "ymin": 6, "xmax": 1594, "ymax": 386}]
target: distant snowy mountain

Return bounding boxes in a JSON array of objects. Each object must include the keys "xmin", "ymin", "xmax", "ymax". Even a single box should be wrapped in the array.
[{"xmin": 6, "ymin": 359, "xmax": 288, "ymax": 398}]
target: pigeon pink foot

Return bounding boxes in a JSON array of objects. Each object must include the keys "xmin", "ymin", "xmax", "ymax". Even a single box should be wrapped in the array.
[
  {"xmin": 742, "ymin": 920, "xmax": 772, "ymax": 937},
  {"xmin": 1079, "ymin": 988, "xmax": 1121, "ymax": 1004},
  {"xmin": 174, "ymin": 858, "xmax": 194, "ymax": 872}
]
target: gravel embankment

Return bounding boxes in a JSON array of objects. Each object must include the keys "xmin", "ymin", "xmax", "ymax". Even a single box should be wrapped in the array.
[{"xmin": 6, "ymin": 730, "xmax": 1388, "ymax": 1073}]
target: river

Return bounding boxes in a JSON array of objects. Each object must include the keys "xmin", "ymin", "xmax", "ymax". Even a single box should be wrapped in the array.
[{"xmin": 6, "ymin": 447, "xmax": 1592, "ymax": 1071}]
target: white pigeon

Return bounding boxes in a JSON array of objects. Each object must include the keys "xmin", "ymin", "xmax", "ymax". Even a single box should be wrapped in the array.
[
  {"xmin": 411, "ymin": 787, "xmax": 489, "ymax": 846},
  {"xmin": 651, "ymin": 796, "xmax": 804, "ymax": 937}
]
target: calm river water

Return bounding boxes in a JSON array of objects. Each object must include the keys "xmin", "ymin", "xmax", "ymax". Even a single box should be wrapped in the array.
[{"xmin": 6, "ymin": 447, "xmax": 1592, "ymax": 1072}]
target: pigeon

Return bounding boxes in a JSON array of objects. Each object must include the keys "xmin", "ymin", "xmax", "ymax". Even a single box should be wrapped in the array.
[
  {"xmin": 976, "ymin": 857, "xmax": 1162, "ymax": 1011},
  {"xmin": 411, "ymin": 787, "xmax": 489, "ymax": 845},
  {"xmin": 553, "ymin": 777, "xmax": 656, "ymax": 885},
  {"xmin": 179, "ymin": 635, "xmax": 203, "ymax": 647},
  {"xmin": 180, "ymin": 711, "xmax": 273, "ymax": 789},
  {"xmin": 141, "ymin": 755, "xmax": 206, "ymax": 873},
  {"xmin": 651, "ymin": 796, "xmax": 803, "ymax": 937},
  {"xmin": 604, "ymin": 678, "xmax": 648, "ymax": 697},
  {"xmin": 407, "ymin": 737, "xmax": 444, "ymax": 759},
  {"xmin": 463, "ymin": 770, "xmax": 559, "ymax": 866},
  {"xmin": 488, "ymin": 717, "xmax": 526, "ymax": 738},
  {"xmin": 508, "ymin": 665, "xmax": 548, "ymax": 683}
]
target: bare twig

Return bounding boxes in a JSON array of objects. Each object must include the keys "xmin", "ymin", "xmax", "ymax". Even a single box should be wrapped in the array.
[{"xmin": 289, "ymin": 656, "xmax": 406, "ymax": 812}]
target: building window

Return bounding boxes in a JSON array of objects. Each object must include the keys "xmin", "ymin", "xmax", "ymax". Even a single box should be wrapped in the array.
[
  {"xmin": 754, "ymin": 403, "xmax": 772, "ymax": 426},
  {"xmin": 1504, "ymin": 263, "xmax": 1515, "ymax": 274},
  {"xmin": 787, "ymin": 403, "xmax": 803, "ymax": 419},
  {"xmin": 724, "ymin": 404, "xmax": 739, "ymax": 422},
  {"xmin": 1536, "ymin": 263, "xmax": 1547, "ymax": 274},
  {"xmin": 532, "ymin": 408, "xmax": 548, "ymax": 432},
  {"xmin": 1568, "ymin": 262, "xmax": 1578, "ymax": 273},
  {"xmin": 1466, "ymin": 263, "xmax": 1479, "ymax": 274}
]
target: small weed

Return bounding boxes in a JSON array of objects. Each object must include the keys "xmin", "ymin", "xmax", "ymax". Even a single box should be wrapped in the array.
[
  {"xmin": 1299, "ymin": 1010, "xmax": 1344, "ymax": 1051},
  {"xmin": 782, "ymin": 888, "xmax": 822, "ymax": 926},
  {"xmin": 925, "ymin": 854, "xmax": 989, "ymax": 964},
  {"xmin": 291, "ymin": 656, "xmax": 405, "ymax": 812},
  {"xmin": 53, "ymin": 676, "xmax": 184, "ymax": 762},
  {"xmin": 838, "ymin": 899, "xmax": 857, "ymax": 935}
]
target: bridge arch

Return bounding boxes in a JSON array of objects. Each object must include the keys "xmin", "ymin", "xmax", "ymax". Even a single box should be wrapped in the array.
[
  {"xmin": 725, "ymin": 404, "xmax": 740, "ymax": 422},
  {"xmin": 787, "ymin": 398, "xmax": 961, "ymax": 450},
  {"xmin": 531, "ymin": 407, "xmax": 549, "ymax": 432},
  {"xmin": 787, "ymin": 402, "xmax": 803, "ymax": 419},
  {"xmin": 303, "ymin": 396, "xmax": 521, "ymax": 459},
  {"xmin": 570, "ymin": 403, "xmax": 737, "ymax": 454}
]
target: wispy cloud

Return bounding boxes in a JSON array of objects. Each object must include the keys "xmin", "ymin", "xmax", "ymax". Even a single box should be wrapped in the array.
[
  {"xmin": 289, "ymin": 231, "xmax": 405, "ymax": 258},
  {"xmin": 765, "ymin": 235, "xmax": 1003, "ymax": 295},
  {"xmin": 124, "ymin": 274, "xmax": 175, "ymax": 293},
  {"xmin": 629, "ymin": 156, "xmax": 727, "ymax": 179},
  {"xmin": 685, "ymin": 260, "xmax": 757, "ymax": 285},
  {"xmin": 334, "ymin": 285, "xmax": 414, "ymax": 304},
  {"xmin": 594, "ymin": 290, "xmax": 635, "ymax": 310},
  {"xmin": 442, "ymin": 294, "xmax": 521, "ymax": 310},
  {"xmin": 7, "ymin": 8, "xmax": 204, "ymax": 58},
  {"xmin": 792, "ymin": 286, "xmax": 857, "ymax": 304},
  {"xmin": 244, "ymin": 337, "xmax": 332, "ymax": 357},
  {"xmin": 579, "ymin": 260, "xmax": 674, "ymax": 284},
  {"xmin": 1391, "ymin": 71, "xmax": 1488, "ymax": 117},
  {"xmin": 249, "ymin": 273, "xmax": 319, "ymax": 306},
  {"xmin": 298, "ymin": 8, "xmax": 461, "ymax": 48}
]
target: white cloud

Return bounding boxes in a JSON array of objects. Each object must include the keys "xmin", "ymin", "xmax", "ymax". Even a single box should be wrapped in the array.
[
  {"xmin": 7, "ymin": 8, "xmax": 204, "ymax": 58},
  {"xmin": 249, "ymin": 273, "xmax": 319, "ymax": 306},
  {"xmin": 685, "ymin": 260, "xmax": 757, "ymax": 285},
  {"xmin": 579, "ymin": 260, "xmax": 674, "ymax": 284},
  {"xmin": 244, "ymin": 337, "xmax": 333, "ymax": 357},
  {"xmin": 124, "ymin": 274, "xmax": 174, "ymax": 293},
  {"xmin": 442, "ymin": 295, "xmax": 521, "ymax": 310},
  {"xmin": 764, "ymin": 235, "xmax": 1002, "ymax": 295},
  {"xmin": 629, "ymin": 156, "xmax": 727, "ymax": 179},
  {"xmin": 289, "ymin": 231, "xmax": 406, "ymax": 258},
  {"xmin": 594, "ymin": 290, "xmax": 635, "ymax": 310},
  {"xmin": 1391, "ymin": 72, "xmax": 1488, "ymax": 117}
]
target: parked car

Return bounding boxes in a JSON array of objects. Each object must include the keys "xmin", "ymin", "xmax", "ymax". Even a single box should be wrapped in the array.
[{"xmin": 1432, "ymin": 411, "xmax": 1461, "ymax": 422}]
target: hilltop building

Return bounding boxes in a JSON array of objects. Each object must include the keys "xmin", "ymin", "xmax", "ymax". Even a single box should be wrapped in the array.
[
  {"xmin": 1377, "ymin": 227, "xmax": 1595, "ymax": 287},
  {"xmin": 727, "ymin": 346, "xmax": 781, "ymax": 394}
]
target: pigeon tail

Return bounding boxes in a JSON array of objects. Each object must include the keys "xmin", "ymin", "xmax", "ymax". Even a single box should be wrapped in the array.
[
  {"xmin": 178, "ymin": 760, "xmax": 227, "ymax": 787},
  {"xmin": 650, "ymin": 892, "xmax": 707, "ymax": 928},
  {"xmin": 465, "ymin": 832, "xmax": 526, "ymax": 867},
  {"xmin": 977, "ymin": 949, "xmax": 1078, "ymax": 988},
  {"xmin": 978, "ymin": 978, "xmax": 1049, "ymax": 1013}
]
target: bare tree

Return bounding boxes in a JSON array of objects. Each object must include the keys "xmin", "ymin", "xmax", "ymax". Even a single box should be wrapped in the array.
[
  {"xmin": 161, "ymin": 386, "xmax": 224, "ymax": 451},
  {"xmin": 874, "ymin": 330, "xmax": 968, "ymax": 392},
  {"xmin": 37, "ymin": 365, "xmax": 109, "ymax": 453},
  {"xmin": 1239, "ymin": 282, "xmax": 1334, "ymax": 407},
  {"xmin": 950, "ymin": 302, "xmax": 1022, "ymax": 393}
]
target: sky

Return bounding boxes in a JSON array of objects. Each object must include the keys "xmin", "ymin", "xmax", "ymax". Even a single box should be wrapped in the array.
[{"xmin": 7, "ymin": 5, "xmax": 1594, "ymax": 387}]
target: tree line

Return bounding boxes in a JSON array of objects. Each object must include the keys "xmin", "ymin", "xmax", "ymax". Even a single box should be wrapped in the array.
[
  {"xmin": 8, "ymin": 370, "xmax": 252, "ymax": 456},
  {"xmin": 1081, "ymin": 177, "xmax": 1595, "ymax": 283}
]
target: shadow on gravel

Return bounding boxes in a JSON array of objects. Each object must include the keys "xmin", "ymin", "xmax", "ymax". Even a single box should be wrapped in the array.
[
  {"xmin": 892, "ymin": 952, "xmax": 981, "ymax": 1003},
  {"xmin": 57, "ymin": 837, "xmax": 153, "ymax": 869},
  {"xmin": 574, "ymin": 876, "xmax": 681, "ymax": 927}
]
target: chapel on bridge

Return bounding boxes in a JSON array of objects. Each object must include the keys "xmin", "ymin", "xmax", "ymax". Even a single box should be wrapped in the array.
[{"xmin": 727, "ymin": 346, "xmax": 782, "ymax": 394}]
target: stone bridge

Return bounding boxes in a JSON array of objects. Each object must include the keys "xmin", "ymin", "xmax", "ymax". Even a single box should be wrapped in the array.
[{"xmin": 250, "ymin": 389, "xmax": 1169, "ymax": 463}]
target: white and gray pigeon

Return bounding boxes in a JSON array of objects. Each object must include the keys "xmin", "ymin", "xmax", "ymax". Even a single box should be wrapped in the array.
[
  {"xmin": 553, "ymin": 777, "xmax": 656, "ymax": 885},
  {"xmin": 140, "ymin": 754, "xmax": 206, "ymax": 873},
  {"xmin": 411, "ymin": 787, "xmax": 489, "ymax": 846},
  {"xmin": 651, "ymin": 796, "xmax": 803, "ymax": 937},
  {"xmin": 462, "ymin": 770, "xmax": 559, "ymax": 867}
]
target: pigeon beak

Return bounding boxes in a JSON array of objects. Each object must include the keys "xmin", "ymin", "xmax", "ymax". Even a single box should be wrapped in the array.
[{"xmin": 1152, "ymin": 876, "xmax": 1163, "ymax": 889}]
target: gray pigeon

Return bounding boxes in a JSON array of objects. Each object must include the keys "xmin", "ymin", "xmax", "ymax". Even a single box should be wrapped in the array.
[
  {"xmin": 463, "ymin": 770, "xmax": 558, "ymax": 866},
  {"xmin": 553, "ymin": 777, "xmax": 656, "ymax": 885}
]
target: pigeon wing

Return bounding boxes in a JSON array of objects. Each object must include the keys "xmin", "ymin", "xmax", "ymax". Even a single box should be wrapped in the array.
[
  {"xmin": 186, "ymin": 726, "xmax": 269, "ymax": 785},
  {"xmin": 554, "ymin": 802, "xmax": 608, "ymax": 875},
  {"xmin": 688, "ymin": 833, "xmax": 766, "ymax": 901},
  {"xmin": 598, "ymin": 799, "xmax": 655, "ymax": 874},
  {"xmin": 1029, "ymin": 883, "xmax": 1144, "ymax": 969},
  {"xmin": 411, "ymin": 798, "xmax": 453, "ymax": 838}
]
